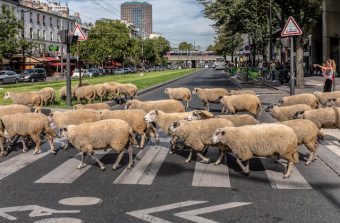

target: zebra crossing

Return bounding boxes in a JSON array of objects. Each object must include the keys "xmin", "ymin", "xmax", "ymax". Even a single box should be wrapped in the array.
[{"xmin": 1, "ymin": 136, "xmax": 337, "ymax": 190}]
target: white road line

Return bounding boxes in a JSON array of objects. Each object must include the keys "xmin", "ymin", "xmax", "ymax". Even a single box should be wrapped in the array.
[
  {"xmin": 192, "ymin": 151, "xmax": 230, "ymax": 188},
  {"xmin": 114, "ymin": 145, "xmax": 169, "ymax": 185},
  {"xmin": 35, "ymin": 150, "xmax": 109, "ymax": 184},
  {"xmin": 0, "ymin": 141, "xmax": 57, "ymax": 182},
  {"xmin": 261, "ymin": 158, "xmax": 312, "ymax": 190},
  {"xmin": 326, "ymin": 144, "xmax": 340, "ymax": 157}
]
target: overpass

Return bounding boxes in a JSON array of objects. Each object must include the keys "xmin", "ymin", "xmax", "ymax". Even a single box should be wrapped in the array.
[{"xmin": 166, "ymin": 51, "xmax": 222, "ymax": 67}]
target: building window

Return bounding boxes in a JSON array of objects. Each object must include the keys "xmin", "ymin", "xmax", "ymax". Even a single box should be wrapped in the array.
[
  {"xmin": 57, "ymin": 33, "xmax": 60, "ymax": 42},
  {"xmin": 30, "ymin": 12, "xmax": 33, "ymax": 23},
  {"xmin": 50, "ymin": 32, "xmax": 53, "ymax": 41},
  {"xmin": 50, "ymin": 17, "xmax": 52, "ymax": 27},
  {"xmin": 43, "ymin": 30, "xmax": 46, "ymax": 40},
  {"xmin": 57, "ymin": 19, "xmax": 59, "ymax": 28},
  {"xmin": 43, "ymin": 15, "xmax": 46, "ymax": 26},
  {"xmin": 37, "ymin": 14, "xmax": 40, "ymax": 24},
  {"xmin": 30, "ymin": 28, "xmax": 33, "ymax": 39},
  {"xmin": 37, "ymin": 29, "xmax": 40, "ymax": 39},
  {"xmin": 21, "ymin": 10, "xmax": 24, "ymax": 21}
]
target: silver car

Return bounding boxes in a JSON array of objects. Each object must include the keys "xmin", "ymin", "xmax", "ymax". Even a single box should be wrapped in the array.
[{"xmin": 0, "ymin": 70, "xmax": 20, "ymax": 84}]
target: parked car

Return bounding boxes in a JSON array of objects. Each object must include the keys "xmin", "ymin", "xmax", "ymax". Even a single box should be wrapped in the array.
[
  {"xmin": 88, "ymin": 68, "xmax": 100, "ymax": 77},
  {"xmin": 114, "ymin": 69, "xmax": 125, "ymax": 75},
  {"xmin": 97, "ymin": 68, "xmax": 105, "ymax": 76},
  {"xmin": 72, "ymin": 69, "xmax": 90, "ymax": 79},
  {"xmin": 19, "ymin": 68, "xmax": 47, "ymax": 82},
  {"xmin": 123, "ymin": 68, "xmax": 131, "ymax": 74},
  {"xmin": 0, "ymin": 70, "xmax": 20, "ymax": 84}
]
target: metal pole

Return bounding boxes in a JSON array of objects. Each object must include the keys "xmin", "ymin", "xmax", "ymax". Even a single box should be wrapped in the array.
[
  {"xmin": 269, "ymin": 0, "xmax": 273, "ymax": 61},
  {"xmin": 60, "ymin": 44, "xmax": 63, "ymax": 77},
  {"xmin": 290, "ymin": 37, "xmax": 295, "ymax": 95},
  {"xmin": 66, "ymin": 0, "xmax": 72, "ymax": 107},
  {"xmin": 77, "ymin": 41, "xmax": 82, "ymax": 86}
]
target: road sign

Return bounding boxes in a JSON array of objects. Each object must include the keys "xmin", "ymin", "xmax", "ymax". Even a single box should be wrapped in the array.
[
  {"xmin": 281, "ymin": 16, "xmax": 303, "ymax": 37},
  {"xmin": 72, "ymin": 23, "xmax": 87, "ymax": 41}
]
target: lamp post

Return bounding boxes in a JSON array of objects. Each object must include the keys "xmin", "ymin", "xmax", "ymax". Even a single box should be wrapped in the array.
[
  {"xmin": 269, "ymin": 0, "xmax": 273, "ymax": 61},
  {"xmin": 65, "ymin": 0, "xmax": 72, "ymax": 107}
]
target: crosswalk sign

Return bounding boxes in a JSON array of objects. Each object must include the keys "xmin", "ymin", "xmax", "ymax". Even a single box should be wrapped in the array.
[
  {"xmin": 72, "ymin": 23, "xmax": 87, "ymax": 41},
  {"xmin": 281, "ymin": 16, "xmax": 303, "ymax": 37}
]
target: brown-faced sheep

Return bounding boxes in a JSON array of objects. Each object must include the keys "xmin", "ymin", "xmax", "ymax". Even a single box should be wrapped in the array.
[
  {"xmin": 212, "ymin": 124, "xmax": 299, "ymax": 178},
  {"xmin": 125, "ymin": 99, "xmax": 185, "ymax": 113},
  {"xmin": 313, "ymin": 91, "xmax": 340, "ymax": 107},
  {"xmin": 164, "ymin": 87, "xmax": 191, "ymax": 110},
  {"xmin": 220, "ymin": 94, "xmax": 261, "ymax": 118},
  {"xmin": 0, "ymin": 113, "xmax": 56, "ymax": 156},
  {"xmin": 74, "ymin": 103, "xmax": 110, "ymax": 111},
  {"xmin": 59, "ymin": 86, "xmax": 73, "ymax": 100},
  {"xmin": 37, "ymin": 87, "xmax": 55, "ymax": 106},
  {"xmin": 293, "ymin": 107, "xmax": 340, "ymax": 129},
  {"xmin": 75, "ymin": 85, "xmax": 96, "ymax": 104},
  {"xmin": 4, "ymin": 92, "xmax": 43, "ymax": 112},
  {"xmin": 94, "ymin": 84, "xmax": 108, "ymax": 102},
  {"xmin": 228, "ymin": 89, "xmax": 256, "ymax": 95},
  {"xmin": 61, "ymin": 119, "xmax": 137, "ymax": 170},
  {"xmin": 187, "ymin": 110, "xmax": 258, "ymax": 126},
  {"xmin": 265, "ymin": 104, "xmax": 313, "ymax": 121},
  {"xmin": 325, "ymin": 98, "xmax": 340, "ymax": 107},
  {"xmin": 168, "ymin": 118, "xmax": 234, "ymax": 164},
  {"xmin": 192, "ymin": 88, "xmax": 229, "ymax": 111},
  {"xmin": 278, "ymin": 93, "xmax": 318, "ymax": 108},
  {"xmin": 280, "ymin": 119, "xmax": 323, "ymax": 165}
]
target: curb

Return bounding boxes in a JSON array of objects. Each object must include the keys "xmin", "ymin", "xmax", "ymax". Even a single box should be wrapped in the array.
[{"xmin": 48, "ymin": 69, "xmax": 202, "ymax": 112}]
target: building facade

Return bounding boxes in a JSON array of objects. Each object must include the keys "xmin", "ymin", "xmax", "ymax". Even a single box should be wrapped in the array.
[{"xmin": 121, "ymin": 1, "xmax": 152, "ymax": 38}]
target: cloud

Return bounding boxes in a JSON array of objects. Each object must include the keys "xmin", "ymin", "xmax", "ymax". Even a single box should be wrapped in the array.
[{"xmin": 64, "ymin": 0, "xmax": 216, "ymax": 49}]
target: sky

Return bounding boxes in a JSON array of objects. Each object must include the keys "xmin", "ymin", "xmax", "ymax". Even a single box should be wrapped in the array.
[{"xmin": 59, "ymin": 0, "xmax": 216, "ymax": 50}]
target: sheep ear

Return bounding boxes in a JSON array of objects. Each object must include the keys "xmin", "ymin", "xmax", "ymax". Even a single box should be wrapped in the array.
[
  {"xmin": 332, "ymin": 99, "xmax": 337, "ymax": 102},
  {"xmin": 173, "ymin": 121, "xmax": 180, "ymax": 127},
  {"xmin": 155, "ymin": 110, "xmax": 159, "ymax": 114},
  {"xmin": 221, "ymin": 130, "xmax": 225, "ymax": 136}
]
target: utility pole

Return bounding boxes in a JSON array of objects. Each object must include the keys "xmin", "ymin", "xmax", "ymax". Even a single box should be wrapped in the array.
[
  {"xmin": 269, "ymin": 0, "xmax": 273, "ymax": 61},
  {"xmin": 66, "ymin": 0, "xmax": 72, "ymax": 107}
]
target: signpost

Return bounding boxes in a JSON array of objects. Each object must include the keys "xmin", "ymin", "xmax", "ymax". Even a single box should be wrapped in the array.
[
  {"xmin": 72, "ymin": 24, "xmax": 87, "ymax": 86},
  {"xmin": 281, "ymin": 16, "xmax": 303, "ymax": 95}
]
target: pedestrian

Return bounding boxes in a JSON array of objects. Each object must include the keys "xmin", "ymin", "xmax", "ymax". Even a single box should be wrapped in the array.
[
  {"xmin": 330, "ymin": 59, "xmax": 337, "ymax": 91},
  {"xmin": 258, "ymin": 60, "xmax": 263, "ymax": 78},
  {"xmin": 313, "ymin": 60, "xmax": 334, "ymax": 92}
]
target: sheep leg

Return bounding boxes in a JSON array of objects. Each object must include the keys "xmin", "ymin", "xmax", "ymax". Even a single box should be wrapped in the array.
[
  {"xmin": 214, "ymin": 151, "xmax": 225, "ymax": 165},
  {"xmin": 89, "ymin": 152, "xmax": 105, "ymax": 171},
  {"xmin": 77, "ymin": 152, "xmax": 87, "ymax": 169},
  {"xmin": 21, "ymin": 137, "xmax": 29, "ymax": 153},
  {"xmin": 46, "ymin": 135, "xmax": 56, "ymax": 154},
  {"xmin": 0, "ymin": 137, "xmax": 7, "ymax": 157},
  {"xmin": 236, "ymin": 158, "xmax": 250, "ymax": 174},
  {"xmin": 305, "ymin": 151, "xmax": 314, "ymax": 166},
  {"xmin": 113, "ymin": 150, "xmax": 125, "ymax": 170},
  {"xmin": 203, "ymin": 101, "xmax": 208, "ymax": 111},
  {"xmin": 169, "ymin": 136, "xmax": 178, "ymax": 154},
  {"xmin": 185, "ymin": 149, "xmax": 193, "ymax": 163},
  {"xmin": 140, "ymin": 133, "xmax": 146, "ymax": 149},
  {"xmin": 127, "ymin": 146, "xmax": 134, "ymax": 169},
  {"xmin": 31, "ymin": 135, "xmax": 41, "ymax": 155},
  {"xmin": 283, "ymin": 161, "xmax": 293, "ymax": 178},
  {"xmin": 197, "ymin": 151, "xmax": 211, "ymax": 164},
  {"xmin": 221, "ymin": 106, "xmax": 225, "ymax": 114},
  {"xmin": 185, "ymin": 101, "xmax": 189, "ymax": 110}
]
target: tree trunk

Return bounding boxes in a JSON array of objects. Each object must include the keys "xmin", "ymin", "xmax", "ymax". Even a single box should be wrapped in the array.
[{"xmin": 295, "ymin": 42, "xmax": 304, "ymax": 88}]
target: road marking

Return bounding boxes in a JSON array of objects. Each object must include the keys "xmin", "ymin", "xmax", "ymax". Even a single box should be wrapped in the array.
[
  {"xmin": 34, "ymin": 218, "xmax": 83, "ymax": 223},
  {"xmin": 0, "ymin": 140, "xmax": 60, "ymax": 182},
  {"xmin": 127, "ymin": 200, "xmax": 207, "ymax": 223},
  {"xmin": 326, "ymin": 144, "xmax": 340, "ymax": 157},
  {"xmin": 261, "ymin": 158, "xmax": 312, "ymax": 189},
  {"xmin": 192, "ymin": 151, "xmax": 230, "ymax": 188},
  {"xmin": 58, "ymin": 197, "xmax": 102, "ymax": 206},
  {"xmin": 114, "ymin": 145, "xmax": 169, "ymax": 185},
  {"xmin": 35, "ymin": 151, "xmax": 109, "ymax": 184},
  {"xmin": 174, "ymin": 202, "xmax": 251, "ymax": 223}
]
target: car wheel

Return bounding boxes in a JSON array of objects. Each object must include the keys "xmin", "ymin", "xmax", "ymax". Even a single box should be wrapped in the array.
[{"xmin": 31, "ymin": 78, "xmax": 35, "ymax": 82}]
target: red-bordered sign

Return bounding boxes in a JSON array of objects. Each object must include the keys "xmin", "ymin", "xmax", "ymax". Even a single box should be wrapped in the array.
[
  {"xmin": 72, "ymin": 23, "xmax": 87, "ymax": 41},
  {"xmin": 281, "ymin": 16, "xmax": 303, "ymax": 37}
]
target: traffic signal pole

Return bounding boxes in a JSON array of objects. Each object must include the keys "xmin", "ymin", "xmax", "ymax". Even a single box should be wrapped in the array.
[{"xmin": 66, "ymin": 0, "xmax": 72, "ymax": 107}]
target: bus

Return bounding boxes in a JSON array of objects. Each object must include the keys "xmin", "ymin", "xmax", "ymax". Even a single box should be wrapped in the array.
[{"xmin": 214, "ymin": 57, "xmax": 226, "ymax": 70}]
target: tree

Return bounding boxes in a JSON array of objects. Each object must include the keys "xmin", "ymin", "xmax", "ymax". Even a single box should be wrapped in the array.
[
  {"xmin": 178, "ymin": 42, "xmax": 194, "ymax": 51},
  {"xmin": 0, "ymin": 5, "xmax": 21, "ymax": 68},
  {"xmin": 214, "ymin": 31, "xmax": 242, "ymax": 61},
  {"xmin": 206, "ymin": 44, "xmax": 215, "ymax": 51},
  {"xmin": 276, "ymin": 0, "xmax": 322, "ymax": 88},
  {"xmin": 142, "ymin": 37, "xmax": 171, "ymax": 66}
]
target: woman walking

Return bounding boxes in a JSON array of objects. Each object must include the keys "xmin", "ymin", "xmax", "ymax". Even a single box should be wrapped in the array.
[{"xmin": 314, "ymin": 60, "xmax": 334, "ymax": 92}]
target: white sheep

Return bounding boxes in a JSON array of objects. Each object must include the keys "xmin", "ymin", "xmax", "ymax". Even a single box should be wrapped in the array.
[
  {"xmin": 119, "ymin": 83, "xmax": 138, "ymax": 101},
  {"xmin": 325, "ymin": 98, "xmax": 340, "ymax": 107},
  {"xmin": 313, "ymin": 91, "xmax": 340, "ymax": 106},
  {"xmin": 74, "ymin": 103, "xmax": 110, "ymax": 111},
  {"xmin": 4, "ymin": 92, "xmax": 43, "ymax": 112},
  {"xmin": 279, "ymin": 93, "xmax": 318, "ymax": 108},
  {"xmin": 125, "ymin": 99, "xmax": 185, "ymax": 113},
  {"xmin": 164, "ymin": 87, "xmax": 191, "ymax": 109},
  {"xmin": 212, "ymin": 124, "xmax": 299, "ymax": 178},
  {"xmin": 37, "ymin": 87, "xmax": 55, "ymax": 106},
  {"xmin": 293, "ymin": 107, "xmax": 340, "ymax": 129},
  {"xmin": 220, "ymin": 94, "xmax": 261, "ymax": 118},
  {"xmin": 192, "ymin": 88, "xmax": 229, "ymax": 111},
  {"xmin": 94, "ymin": 84, "xmax": 108, "ymax": 102},
  {"xmin": 75, "ymin": 85, "xmax": 96, "ymax": 104},
  {"xmin": 228, "ymin": 89, "xmax": 256, "ymax": 95},
  {"xmin": 265, "ymin": 104, "xmax": 313, "ymax": 121},
  {"xmin": 61, "ymin": 119, "xmax": 137, "ymax": 170}
]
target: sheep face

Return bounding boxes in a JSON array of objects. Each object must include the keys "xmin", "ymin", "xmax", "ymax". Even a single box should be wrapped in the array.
[
  {"xmin": 3, "ymin": 92, "xmax": 11, "ymax": 100},
  {"xmin": 164, "ymin": 88, "xmax": 169, "ymax": 95},
  {"xmin": 212, "ymin": 128, "xmax": 225, "ymax": 144},
  {"xmin": 60, "ymin": 127, "xmax": 68, "ymax": 138},
  {"xmin": 265, "ymin": 104, "xmax": 274, "ymax": 112},
  {"xmin": 186, "ymin": 111, "xmax": 202, "ymax": 121},
  {"xmin": 168, "ymin": 121, "xmax": 182, "ymax": 134},
  {"xmin": 192, "ymin": 88, "xmax": 199, "ymax": 95},
  {"xmin": 125, "ymin": 101, "xmax": 132, "ymax": 110},
  {"xmin": 325, "ymin": 99, "xmax": 337, "ymax": 107},
  {"xmin": 144, "ymin": 110, "xmax": 158, "ymax": 123},
  {"xmin": 293, "ymin": 111, "xmax": 305, "ymax": 119}
]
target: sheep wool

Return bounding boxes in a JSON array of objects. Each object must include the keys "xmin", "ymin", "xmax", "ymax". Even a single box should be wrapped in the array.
[
  {"xmin": 37, "ymin": 87, "xmax": 55, "ymax": 106},
  {"xmin": 75, "ymin": 103, "xmax": 110, "ymax": 111},
  {"xmin": 75, "ymin": 85, "xmax": 96, "ymax": 104},
  {"xmin": 164, "ymin": 87, "xmax": 191, "ymax": 109},
  {"xmin": 94, "ymin": 84, "xmax": 108, "ymax": 102},
  {"xmin": 220, "ymin": 94, "xmax": 261, "ymax": 118},
  {"xmin": 279, "ymin": 93, "xmax": 318, "ymax": 108},
  {"xmin": 313, "ymin": 91, "xmax": 340, "ymax": 106},
  {"xmin": 4, "ymin": 92, "xmax": 43, "ymax": 111},
  {"xmin": 266, "ymin": 104, "xmax": 313, "ymax": 121},
  {"xmin": 294, "ymin": 107, "xmax": 340, "ymax": 129},
  {"xmin": 192, "ymin": 88, "xmax": 229, "ymax": 111},
  {"xmin": 125, "ymin": 99, "xmax": 185, "ymax": 113}
]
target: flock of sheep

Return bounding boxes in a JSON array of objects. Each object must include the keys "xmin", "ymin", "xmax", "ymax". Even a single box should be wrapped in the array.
[{"xmin": 2, "ymin": 81, "xmax": 340, "ymax": 180}]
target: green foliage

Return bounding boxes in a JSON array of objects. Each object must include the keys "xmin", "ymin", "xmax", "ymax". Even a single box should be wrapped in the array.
[
  {"xmin": 178, "ymin": 42, "xmax": 194, "ymax": 51},
  {"xmin": 143, "ymin": 37, "xmax": 171, "ymax": 66},
  {"xmin": 0, "ymin": 5, "xmax": 21, "ymax": 62}
]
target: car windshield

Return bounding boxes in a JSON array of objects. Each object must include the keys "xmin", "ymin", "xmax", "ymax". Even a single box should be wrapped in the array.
[
  {"xmin": 0, "ymin": 71, "xmax": 6, "ymax": 75},
  {"xmin": 23, "ymin": 70, "xmax": 34, "ymax": 74}
]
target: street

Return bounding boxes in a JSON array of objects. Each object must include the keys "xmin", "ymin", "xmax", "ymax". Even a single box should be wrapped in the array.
[{"xmin": 0, "ymin": 68, "xmax": 340, "ymax": 223}]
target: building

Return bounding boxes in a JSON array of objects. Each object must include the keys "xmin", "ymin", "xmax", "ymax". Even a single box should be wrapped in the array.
[
  {"xmin": 149, "ymin": 32, "xmax": 162, "ymax": 39},
  {"xmin": 121, "ymin": 1, "xmax": 152, "ymax": 38}
]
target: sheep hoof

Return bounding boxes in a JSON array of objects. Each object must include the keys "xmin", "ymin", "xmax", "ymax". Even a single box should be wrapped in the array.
[
  {"xmin": 51, "ymin": 150, "xmax": 57, "ymax": 155},
  {"xmin": 33, "ymin": 150, "xmax": 42, "ymax": 155},
  {"xmin": 112, "ymin": 164, "xmax": 121, "ymax": 170},
  {"xmin": 214, "ymin": 161, "xmax": 221, "ymax": 166},
  {"xmin": 77, "ymin": 163, "xmax": 87, "ymax": 169},
  {"xmin": 0, "ymin": 152, "xmax": 8, "ymax": 157},
  {"xmin": 185, "ymin": 159, "xmax": 191, "ymax": 163},
  {"xmin": 200, "ymin": 158, "xmax": 211, "ymax": 164},
  {"xmin": 100, "ymin": 166, "xmax": 106, "ymax": 171},
  {"xmin": 127, "ymin": 162, "xmax": 134, "ymax": 169},
  {"xmin": 22, "ymin": 148, "xmax": 28, "ymax": 153},
  {"xmin": 283, "ymin": 174, "xmax": 290, "ymax": 179}
]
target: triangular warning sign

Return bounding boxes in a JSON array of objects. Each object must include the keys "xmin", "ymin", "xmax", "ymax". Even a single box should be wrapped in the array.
[
  {"xmin": 73, "ymin": 23, "xmax": 87, "ymax": 41},
  {"xmin": 281, "ymin": 16, "xmax": 303, "ymax": 37}
]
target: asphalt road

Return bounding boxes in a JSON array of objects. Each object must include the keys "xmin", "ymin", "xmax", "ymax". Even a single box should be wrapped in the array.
[{"xmin": 0, "ymin": 68, "xmax": 340, "ymax": 223}]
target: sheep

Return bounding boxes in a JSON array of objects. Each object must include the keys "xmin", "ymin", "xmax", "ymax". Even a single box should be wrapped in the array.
[
  {"xmin": 74, "ymin": 103, "xmax": 110, "ymax": 111},
  {"xmin": 61, "ymin": 119, "xmax": 137, "ymax": 171},
  {"xmin": 293, "ymin": 107, "xmax": 340, "ymax": 129},
  {"xmin": 0, "ymin": 113, "xmax": 56, "ymax": 156},
  {"xmin": 164, "ymin": 87, "xmax": 191, "ymax": 109},
  {"xmin": 228, "ymin": 89, "xmax": 256, "ymax": 95},
  {"xmin": 125, "ymin": 99, "xmax": 185, "ymax": 113},
  {"xmin": 280, "ymin": 119, "xmax": 323, "ymax": 165},
  {"xmin": 100, "ymin": 109, "xmax": 154, "ymax": 149},
  {"xmin": 219, "ymin": 94, "xmax": 261, "ymax": 118},
  {"xmin": 0, "ymin": 104, "xmax": 31, "ymax": 117},
  {"xmin": 94, "ymin": 84, "xmax": 108, "ymax": 102},
  {"xmin": 265, "ymin": 104, "xmax": 313, "ymax": 121},
  {"xmin": 192, "ymin": 88, "xmax": 229, "ymax": 111},
  {"xmin": 325, "ymin": 98, "xmax": 340, "ymax": 107},
  {"xmin": 75, "ymin": 85, "xmax": 96, "ymax": 104},
  {"xmin": 187, "ymin": 110, "xmax": 258, "ymax": 126},
  {"xmin": 278, "ymin": 93, "xmax": 318, "ymax": 108},
  {"xmin": 105, "ymin": 82, "xmax": 121, "ymax": 100},
  {"xmin": 37, "ymin": 87, "xmax": 55, "ymax": 106},
  {"xmin": 144, "ymin": 110, "xmax": 193, "ymax": 153},
  {"xmin": 313, "ymin": 91, "xmax": 340, "ymax": 106},
  {"xmin": 212, "ymin": 123, "xmax": 299, "ymax": 178},
  {"xmin": 168, "ymin": 118, "xmax": 234, "ymax": 164},
  {"xmin": 119, "ymin": 83, "xmax": 138, "ymax": 101},
  {"xmin": 4, "ymin": 92, "xmax": 43, "ymax": 112},
  {"xmin": 59, "ymin": 86, "xmax": 73, "ymax": 100}
]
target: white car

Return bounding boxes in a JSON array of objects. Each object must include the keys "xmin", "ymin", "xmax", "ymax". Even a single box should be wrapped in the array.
[{"xmin": 72, "ymin": 69, "xmax": 90, "ymax": 79}]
